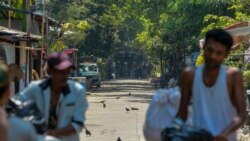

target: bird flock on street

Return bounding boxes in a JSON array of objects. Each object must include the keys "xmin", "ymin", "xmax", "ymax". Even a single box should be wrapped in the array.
[
  {"xmin": 100, "ymin": 92, "xmax": 139, "ymax": 111},
  {"xmin": 85, "ymin": 91, "xmax": 140, "ymax": 141}
]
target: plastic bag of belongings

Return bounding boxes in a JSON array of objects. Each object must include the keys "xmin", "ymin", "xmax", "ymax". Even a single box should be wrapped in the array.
[{"xmin": 143, "ymin": 87, "xmax": 193, "ymax": 141}]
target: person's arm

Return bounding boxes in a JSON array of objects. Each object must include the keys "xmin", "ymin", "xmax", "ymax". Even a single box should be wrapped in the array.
[
  {"xmin": 34, "ymin": 70, "xmax": 40, "ymax": 80},
  {"xmin": 20, "ymin": 119, "xmax": 37, "ymax": 141},
  {"xmin": 217, "ymin": 69, "xmax": 246, "ymax": 139},
  {"xmin": 15, "ymin": 82, "xmax": 37, "ymax": 101},
  {"xmin": 0, "ymin": 109, "xmax": 8, "ymax": 141},
  {"xmin": 46, "ymin": 125, "xmax": 76, "ymax": 137},
  {"xmin": 176, "ymin": 67, "xmax": 194, "ymax": 121},
  {"xmin": 47, "ymin": 84, "xmax": 88, "ymax": 137}
]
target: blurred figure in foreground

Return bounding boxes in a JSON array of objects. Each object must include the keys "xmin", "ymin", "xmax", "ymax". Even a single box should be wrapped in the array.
[
  {"xmin": 0, "ymin": 62, "xmax": 37, "ymax": 141},
  {"xmin": 18, "ymin": 52, "xmax": 88, "ymax": 141},
  {"xmin": 176, "ymin": 29, "xmax": 246, "ymax": 141}
]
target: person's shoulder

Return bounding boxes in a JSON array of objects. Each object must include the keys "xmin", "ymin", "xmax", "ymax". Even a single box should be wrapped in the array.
[
  {"xmin": 181, "ymin": 67, "xmax": 197, "ymax": 85},
  {"xmin": 226, "ymin": 66, "xmax": 241, "ymax": 75},
  {"xmin": 22, "ymin": 80, "xmax": 44, "ymax": 92},
  {"xmin": 68, "ymin": 80, "xmax": 81, "ymax": 87},
  {"xmin": 68, "ymin": 80, "xmax": 85, "ymax": 91},
  {"xmin": 182, "ymin": 67, "xmax": 195, "ymax": 76}
]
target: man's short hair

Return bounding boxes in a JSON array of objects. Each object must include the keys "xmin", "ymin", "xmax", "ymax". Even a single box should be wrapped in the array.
[{"xmin": 204, "ymin": 29, "xmax": 233, "ymax": 50}]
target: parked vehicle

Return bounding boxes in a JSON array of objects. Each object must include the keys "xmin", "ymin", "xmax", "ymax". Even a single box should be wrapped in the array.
[{"xmin": 78, "ymin": 62, "xmax": 101, "ymax": 88}]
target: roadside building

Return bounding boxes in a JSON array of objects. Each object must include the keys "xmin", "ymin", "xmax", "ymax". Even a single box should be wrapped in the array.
[{"xmin": 0, "ymin": 2, "xmax": 58, "ymax": 93}]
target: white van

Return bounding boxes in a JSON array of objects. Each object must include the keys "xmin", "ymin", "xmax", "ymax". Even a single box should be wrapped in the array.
[{"xmin": 78, "ymin": 62, "xmax": 101, "ymax": 87}]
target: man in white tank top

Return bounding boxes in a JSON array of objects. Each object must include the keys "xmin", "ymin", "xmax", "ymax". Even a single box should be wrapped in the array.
[{"xmin": 176, "ymin": 29, "xmax": 246, "ymax": 141}]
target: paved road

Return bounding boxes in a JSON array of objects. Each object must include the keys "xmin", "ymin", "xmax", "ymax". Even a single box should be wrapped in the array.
[
  {"xmin": 80, "ymin": 79, "xmax": 155, "ymax": 141},
  {"xmin": 78, "ymin": 79, "xmax": 250, "ymax": 141}
]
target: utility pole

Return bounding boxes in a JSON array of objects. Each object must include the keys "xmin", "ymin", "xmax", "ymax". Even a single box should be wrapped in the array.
[
  {"xmin": 42, "ymin": 0, "xmax": 46, "ymax": 48},
  {"xmin": 26, "ymin": 0, "xmax": 31, "ymax": 35},
  {"xmin": 40, "ymin": 0, "xmax": 46, "ymax": 77},
  {"xmin": 8, "ymin": 0, "xmax": 11, "ymax": 29}
]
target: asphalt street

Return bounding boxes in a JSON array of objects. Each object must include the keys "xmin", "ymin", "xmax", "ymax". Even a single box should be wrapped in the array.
[
  {"xmin": 78, "ymin": 79, "xmax": 249, "ymax": 141},
  {"xmin": 80, "ymin": 79, "xmax": 154, "ymax": 141}
]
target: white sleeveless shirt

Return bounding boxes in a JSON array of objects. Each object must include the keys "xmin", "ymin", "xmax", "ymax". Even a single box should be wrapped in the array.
[{"xmin": 192, "ymin": 65, "xmax": 236, "ymax": 141}]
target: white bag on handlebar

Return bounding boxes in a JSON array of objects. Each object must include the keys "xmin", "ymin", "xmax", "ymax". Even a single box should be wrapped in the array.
[{"xmin": 143, "ymin": 87, "xmax": 181, "ymax": 141}]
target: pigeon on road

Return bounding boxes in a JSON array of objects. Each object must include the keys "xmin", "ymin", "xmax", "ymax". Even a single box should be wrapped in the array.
[
  {"xmin": 85, "ymin": 128, "xmax": 91, "ymax": 136},
  {"xmin": 131, "ymin": 107, "xmax": 139, "ymax": 110},
  {"xmin": 117, "ymin": 137, "xmax": 122, "ymax": 141},
  {"xmin": 125, "ymin": 107, "xmax": 130, "ymax": 112},
  {"xmin": 128, "ymin": 92, "xmax": 131, "ymax": 96},
  {"xmin": 100, "ymin": 100, "xmax": 106, "ymax": 103}
]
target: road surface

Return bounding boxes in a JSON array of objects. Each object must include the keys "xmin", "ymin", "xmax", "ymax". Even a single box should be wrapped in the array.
[
  {"xmin": 80, "ymin": 79, "xmax": 155, "ymax": 141},
  {"xmin": 78, "ymin": 79, "xmax": 249, "ymax": 141}
]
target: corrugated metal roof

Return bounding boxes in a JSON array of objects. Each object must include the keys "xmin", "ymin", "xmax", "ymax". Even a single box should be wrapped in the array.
[
  {"xmin": 0, "ymin": 26, "xmax": 42, "ymax": 40},
  {"xmin": 227, "ymin": 26, "xmax": 250, "ymax": 36},
  {"xmin": 224, "ymin": 22, "xmax": 249, "ymax": 30}
]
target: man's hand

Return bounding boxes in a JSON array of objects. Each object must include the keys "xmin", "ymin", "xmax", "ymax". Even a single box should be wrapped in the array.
[
  {"xmin": 46, "ymin": 130, "xmax": 59, "ymax": 137},
  {"xmin": 214, "ymin": 135, "xmax": 227, "ymax": 141},
  {"xmin": 45, "ymin": 125, "xmax": 76, "ymax": 137}
]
